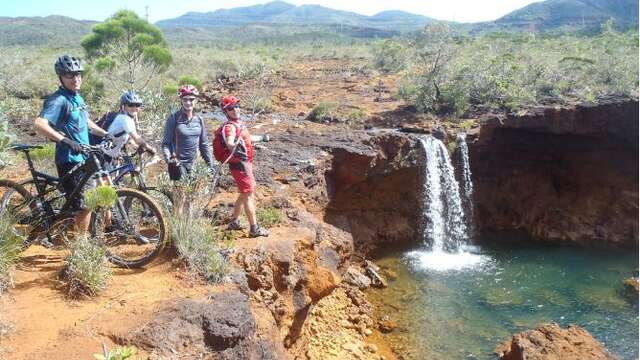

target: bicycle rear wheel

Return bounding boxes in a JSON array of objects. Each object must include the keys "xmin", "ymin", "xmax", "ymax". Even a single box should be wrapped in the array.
[{"xmin": 90, "ymin": 188, "xmax": 167, "ymax": 268}]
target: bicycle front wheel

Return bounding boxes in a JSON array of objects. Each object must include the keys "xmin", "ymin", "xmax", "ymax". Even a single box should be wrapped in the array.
[
  {"xmin": 90, "ymin": 188, "xmax": 167, "ymax": 268},
  {"xmin": 0, "ymin": 179, "xmax": 37, "ymax": 246}
]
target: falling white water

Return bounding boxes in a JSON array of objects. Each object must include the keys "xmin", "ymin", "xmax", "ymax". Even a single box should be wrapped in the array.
[
  {"xmin": 410, "ymin": 136, "xmax": 490, "ymax": 272},
  {"xmin": 420, "ymin": 136, "xmax": 468, "ymax": 250},
  {"xmin": 457, "ymin": 133, "xmax": 474, "ymax": 215}
]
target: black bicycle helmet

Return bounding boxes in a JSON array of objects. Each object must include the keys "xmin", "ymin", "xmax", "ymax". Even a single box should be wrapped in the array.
[
  {"xmin": 120, "ymin": 91, "xmax": 143, "ymax": 106},
  {"xmin": 54, "ymin": 55, "xmax": 83, "ymax": 75}
]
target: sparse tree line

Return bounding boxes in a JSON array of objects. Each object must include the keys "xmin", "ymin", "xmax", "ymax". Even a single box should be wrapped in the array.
[{"xmin": 373, "ymin": 21, "xmax": 639, "ymax": 116}]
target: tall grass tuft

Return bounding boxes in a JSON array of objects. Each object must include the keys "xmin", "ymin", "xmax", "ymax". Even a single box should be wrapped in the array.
[
  {"xmin": 83, "ymin": 185, "xmax": 118, "ymax": 210},
  {"xmin": 171, "ymin": 215, "xmax": 231, "ymax": 283},
  {"xmin": 62, "ymin": 235, "xmax": 111, "ymax": 298},
  {"xmin": 256, "ymin": 206, "xmax": 282, "ymax": 228},
  {"xmin": 0, "ymin": 213, "xmax": 24, "ymax": 294}
]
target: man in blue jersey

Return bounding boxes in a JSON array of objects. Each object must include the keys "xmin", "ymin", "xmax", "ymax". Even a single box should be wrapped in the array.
[{"xmin": 33, "ymin": 55, "xmax": 113, "ymax": 233}]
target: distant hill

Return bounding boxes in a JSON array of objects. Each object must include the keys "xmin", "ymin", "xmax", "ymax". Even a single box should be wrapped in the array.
[
  {"xmin": 487, "ymin": 0, "xmax": 638, "ymax": 31},
  {"xmin": 0, "ymin": 0, "xmax": 637, "ymax": 47},
  {"xmin": 0, "ymin": 15, "xmax": 94, "ymax": 46},
  {"xmin": 155, "ymin": 1, "xmax": 433, "ymax": 31}
]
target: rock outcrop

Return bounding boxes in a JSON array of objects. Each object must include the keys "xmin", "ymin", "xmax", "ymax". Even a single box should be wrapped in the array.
[
  {"xmin": 124, "ymin": 288, "xmax": 289, "ymax": 359},
  {"xmin": 495, "ymin": 322, "xmax": 618, "ymax": 360},
  {"xmin": 470, "ymin": 97, "xmax": 639, "ymax": 248},
  {"xmin": 324, "ymin": 132, "xmax": 422, "ymax": 254}
]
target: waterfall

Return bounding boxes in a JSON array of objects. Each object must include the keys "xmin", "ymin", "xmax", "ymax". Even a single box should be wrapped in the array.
[
  {"xmin": 409, "ymin": 135, "xmax": 489, "ymax": 272},
  {"xmin": 420, "ymin": 136, "xmax": 468, "ymax": 251},
  {"xmin": 457, "ymin": 133, "xmax": 474, "ymax": 222}
]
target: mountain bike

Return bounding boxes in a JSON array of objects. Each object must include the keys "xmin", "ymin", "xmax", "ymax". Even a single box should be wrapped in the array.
[
  {"xmin": 0, "ymin": 143, "xmax": 167, "ymax": 268},
  {"xmin": 8, "ymin": 148, "xmax": 174, "ymax": 214}
]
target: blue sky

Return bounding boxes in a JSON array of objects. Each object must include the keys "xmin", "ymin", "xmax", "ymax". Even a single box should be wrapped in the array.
[{"xmin": 1, "ymin": 0, "xmax": 542, "ymax": 23}]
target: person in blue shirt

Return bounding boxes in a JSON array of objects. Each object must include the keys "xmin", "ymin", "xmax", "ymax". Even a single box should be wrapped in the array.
[{"xmin": 33, "ymin": 55, "xmax": 113, "ymax": 234}]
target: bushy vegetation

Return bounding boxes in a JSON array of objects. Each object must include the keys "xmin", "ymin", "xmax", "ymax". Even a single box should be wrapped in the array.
[
  {"xmin": 308, "ymin": 101, "xmax": 338, "ymax": 121},
  {"xmin": 94, "ymin": 345, "xmax": 137, "ymax": 360},
  {"xmin": 82, "ymin": 10, "xmax": 172, "ymax": 91},
  {"xmin": 170, "ymin": 215, "xmax": 231, "ymax": 283},
  {"xmin": 83, "ymin": 185, "xmax": 118, "ymax": 210},
  {"xmin": 376, "ymin": 23, "xmax": 639, "ymax": 115},
  {"xmin": 62, "ymin": 235, "xmax": 111, "ymax": 298},
  {"xmin": 256, "ymin": 206, "xmax": 282, "ymax": 228},
  {"xmin": 0, "ymin": 213, "xmax": 24, "ymax": 294}
]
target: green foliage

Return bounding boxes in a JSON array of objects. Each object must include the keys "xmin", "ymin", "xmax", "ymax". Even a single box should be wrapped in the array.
[
  {"xmin": 347, "ymin": 107, "xmax": 367, "ymax": 122},
  {"xmin": 256, "ymin": 207, "xmax": 282, "ymax": 228},
  {"xmin": 171, "ymin": 215, "xmax": 231, "ymax": 283},
  {"xmin": 244, "ymin": 89, "xmax": 274, "ymax": 114},
  {"xmin": 81, "ymin": 10, "xmax": 172, "ymax": 91},
  {"xmin": 28, "ymin": 143, "xmax": 55, "ymax": 161},
  {"xmin": 63, "ymin": 236, "xmax": 111, "ymax": 298},
  {"xmin": 94, "ymin": 345, "xmax": 137, "ymax": 360},
  {"xmin": 0, "ymin": 213, "xmax": 24, "ymax": 294},
  {"xmin": 395, "ymin": 26, "xmax": 639, "ymax": 115},
  {"xmin": 459, "ymin": 119, "xmax": 476, "ymax": 130},
  {"xmin": 309, "ymin": 102, "xmax": 338, "ymax": 121},
  {"xmin": 372, "ymin": 39, "xmax": 408, "ymax": 73},
  {"xmin": 83, "ymin": 185, "xmax": 117, "ymax": 211},
  {"xmin": 177, "ymin": 76, "xmax": 203, "ymax": 91},
  {"xmin": 0, "ymin": 115, "xmax": 16, "ymax": 169}
]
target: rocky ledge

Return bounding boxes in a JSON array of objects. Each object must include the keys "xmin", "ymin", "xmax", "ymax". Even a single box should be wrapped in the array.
[
  {"xmin": 470, "ymin": 97, "xmax": 639, "ymax": 248},
  {"xmin": 495, "ymin": 322, "xmax": 618, "ymax": 360}
]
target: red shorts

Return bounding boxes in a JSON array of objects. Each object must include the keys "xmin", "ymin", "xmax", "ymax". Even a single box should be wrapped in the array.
[{"xmin": 230, "ymin": 161, "xmax": 256, "ymax": 193}]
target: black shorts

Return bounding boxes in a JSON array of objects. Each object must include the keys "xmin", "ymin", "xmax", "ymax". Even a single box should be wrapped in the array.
[{"xmin": 56, "ymin": 162, "xmax": 93, "ymax": 211}]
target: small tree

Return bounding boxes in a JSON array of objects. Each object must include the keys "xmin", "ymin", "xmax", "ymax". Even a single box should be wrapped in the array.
[{"xmin": 81, "ymin": 10, "xmax": 172, "ymax": 91}]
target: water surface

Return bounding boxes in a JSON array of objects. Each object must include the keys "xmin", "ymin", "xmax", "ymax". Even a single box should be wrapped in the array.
[{"xmin": 368, "ymin": 245, "xmax": 638, "ymax": 360}]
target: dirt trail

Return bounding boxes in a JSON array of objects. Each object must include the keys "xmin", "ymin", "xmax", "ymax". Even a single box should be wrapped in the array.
[
  {"xmin": 1, "ymin": 56, "xmax": 408, "ymax": 359},
  {"xmin": 1, "ymin": 246, "xmax": 211, "ymax": 360}
]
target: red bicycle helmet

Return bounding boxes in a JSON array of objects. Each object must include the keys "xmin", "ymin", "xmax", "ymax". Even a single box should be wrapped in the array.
[
  {"xmin": 178, "ymin": 84, "xmax": 199, "ymax": 98},
  {"xmin": 221, "ymin": 95, "xmax": 239, "ymax": 111}
]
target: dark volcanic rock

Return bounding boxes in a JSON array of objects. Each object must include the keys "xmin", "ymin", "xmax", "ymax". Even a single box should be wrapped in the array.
[
  {"xmin": 126, "ymin": 289, "xmax": 289, "ymax": 359},
  {"xmin": 496, "ymin": 322, "xmax": 618, "ymax": 360},
  {"xmin": 471, "ymin": 97, "xmax": 639, "ymax": 248}
]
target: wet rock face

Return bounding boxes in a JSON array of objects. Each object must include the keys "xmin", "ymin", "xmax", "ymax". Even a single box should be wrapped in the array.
[
  {"xmin": 324, "ymin": 133, "xmax": 423, "ymax": 254},
  {"xmin": 495, "ymin": 322, "xmax": 617, "ymax": 360},
  {"xmin": 125, "ymin": 289, "xmax": 289, "ymax": 359},
  {"xmin": 471, "ymin": 98, "xmax": 639, "ymax": 248}
]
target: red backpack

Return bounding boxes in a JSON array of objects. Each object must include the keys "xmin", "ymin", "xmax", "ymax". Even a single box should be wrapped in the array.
[{"xmin": 213, "ymin": 121, "xmax": 242, "ymax": 163}]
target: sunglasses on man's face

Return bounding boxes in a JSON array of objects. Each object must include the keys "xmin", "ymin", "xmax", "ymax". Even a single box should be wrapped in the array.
[
  {"xmin": 181, "ymin": 97, "xmax": 196, "ymax": 102},
  {"xmin": 61, "ymin": 72, "xmax": 82, "ymax": 79},
  {"xmin": 127, "ymin": 104, "xmax": 142, "ymax": 108}
]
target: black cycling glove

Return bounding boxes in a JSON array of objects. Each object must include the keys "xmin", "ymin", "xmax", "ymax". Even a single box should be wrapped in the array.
[{"xmin": 60, "ymin": 137, "xmax": 82, "ymax": 153}]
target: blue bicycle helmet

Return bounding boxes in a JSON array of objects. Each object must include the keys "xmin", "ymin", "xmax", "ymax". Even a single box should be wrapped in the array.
[{"xmin": 120, "ymin": 91, "xmax": 143, "ymax": 106}]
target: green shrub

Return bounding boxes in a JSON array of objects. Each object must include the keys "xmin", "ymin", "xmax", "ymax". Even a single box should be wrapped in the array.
[
  {"xmin": 244, "ymin": 89, "xmax": 274, "ymax": 114},
  {"xmin": 171, "ymin": 215, "xmax": 231, "ymax": 283},
  {"xmin": 308, "ymin": 102, "xmax": 338, "ymax": 121},
  {"xmin": 28, "ymin": 143, "xmax": 55, "ymax": 162},
  {"xmin": 0, "ymin": 213, "xmax": 24, "ymax": 294},
  {"xmin": 0, "ymin": 115, "xmax": 16, "ymax": 169},
  {"xmin": 94, "ymin": 345, "xmax": 137, "ymax": 360},
  {"xmin": 83, "ymin": 185, "xmax": 117, "ymax": 211},
  {"xmin": 63, "ymin": 236, "xmax": 111, "ymax": 298},
  {"xmin": 256, "ymin": 206, "xmax": 282, "ymax": 228},
  {"xmin": 177, "ymin": 76, "xmax": 203, "ymax": 92},
  {"xmin": 346, "ymin": 108, "xmax": 366, "ymax": 122},
  {"xmin": 372, "ymin": 39, "xmax": 408, "ymax": 73}
]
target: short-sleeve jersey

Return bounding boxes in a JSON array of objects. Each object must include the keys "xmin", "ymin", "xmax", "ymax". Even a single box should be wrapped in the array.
[{"xmin": 40, "ymin": 86, "xmax": 89, "ymax": 165}]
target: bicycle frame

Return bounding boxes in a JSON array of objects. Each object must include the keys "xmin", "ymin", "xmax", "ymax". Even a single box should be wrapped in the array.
[{"xmin": 20, "ymin": 146, "xmax": 126, "ymax": 236}]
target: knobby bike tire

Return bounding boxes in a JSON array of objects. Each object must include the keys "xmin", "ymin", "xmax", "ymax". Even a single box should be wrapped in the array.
[
  {"xmin": 144, "ymin": 187, "xmax": 174, "ymax": 214},
  {"xmin": 90, "ymin": 188, "xmax": 167, "ymax": 268},
  {"xmin": 0, "ymin": 179, "xmax": 37, "ymax": 248}
]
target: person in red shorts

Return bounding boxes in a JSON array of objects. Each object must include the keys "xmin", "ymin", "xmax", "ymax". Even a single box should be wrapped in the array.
[{"xmin": 220, "ymin": 95, "xmax": 269, "ymax": 238}]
